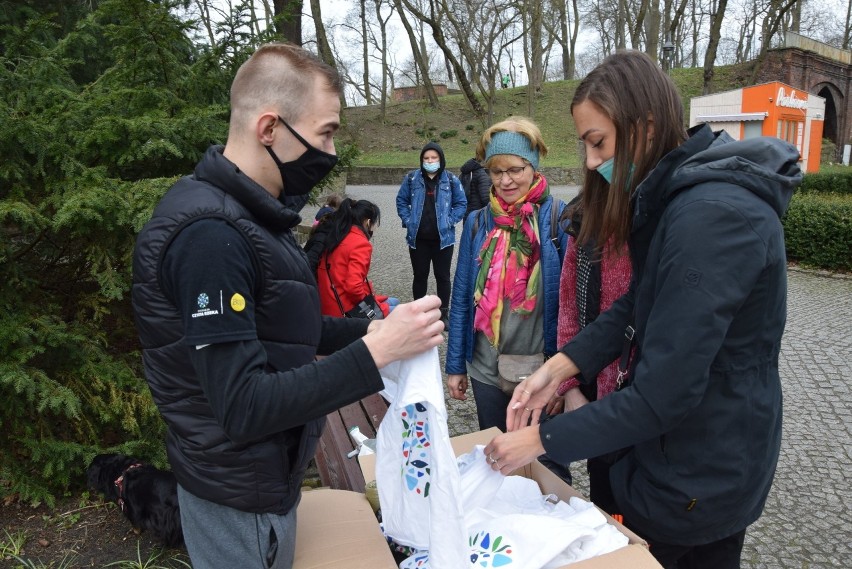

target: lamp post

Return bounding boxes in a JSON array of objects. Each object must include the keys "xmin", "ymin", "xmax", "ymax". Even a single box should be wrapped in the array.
[{"xmin": 662, "ymin": 34, "xmax": 675, "ymax": 74}]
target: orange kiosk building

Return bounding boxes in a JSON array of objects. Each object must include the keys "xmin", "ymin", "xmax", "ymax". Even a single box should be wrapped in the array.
[{"xmin": 689, "ymin": 81, "xmax": 826, "ymax": 172}]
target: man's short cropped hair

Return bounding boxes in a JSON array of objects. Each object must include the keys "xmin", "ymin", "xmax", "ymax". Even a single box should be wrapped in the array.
[{"xmin": 229, "ymin": 42, "xmax": 342, "ymax": 127}]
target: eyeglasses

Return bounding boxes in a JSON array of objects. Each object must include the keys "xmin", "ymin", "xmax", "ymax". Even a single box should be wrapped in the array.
[{"xmin": 487, "ymin": 164, "xmax": 529, "ymax": 181}]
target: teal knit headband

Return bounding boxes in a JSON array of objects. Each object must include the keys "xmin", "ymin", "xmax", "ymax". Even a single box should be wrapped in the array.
[{"xmin": 484, "ymin": 131, "xmax": 539, "ymax": 170}]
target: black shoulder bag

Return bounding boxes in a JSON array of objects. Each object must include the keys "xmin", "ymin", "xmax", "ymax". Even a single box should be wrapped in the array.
[{"xmin": 325, "ymin": 254, "xmax": 384, "ymax": 320}]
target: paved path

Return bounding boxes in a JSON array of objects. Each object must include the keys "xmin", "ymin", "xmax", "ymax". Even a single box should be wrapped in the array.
[{"xmin": 307, "ymin": 184, "xmax": 852, "ymax": 568}]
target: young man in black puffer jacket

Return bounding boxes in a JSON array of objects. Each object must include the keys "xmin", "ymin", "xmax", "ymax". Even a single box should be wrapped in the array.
[
  {"xmin": 459, "ymin": 157, "xmax": 492, "ymax": 218},
  {"xmin": 132, "ymin": 42, "xmax": 444, "ymax": 569}
]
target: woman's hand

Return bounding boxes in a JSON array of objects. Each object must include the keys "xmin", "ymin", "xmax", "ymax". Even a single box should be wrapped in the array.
[
  {"xmin": 564, "ymin": 387, "xmax": 590, "ymax": 412},
  {"xmin": 447, "ymin": 373, "xmax": 469, "ymax": 400},
  {"xmin": 544, "ymin": 394, "xmax": 565, "ymax": 416},
  {"xmin": 483, "ymin": 426, "xmax": 545, "ymax": 475},
  {"xmin": 505, "ymin": 353, "xmax": 580, "ymax": 432}
]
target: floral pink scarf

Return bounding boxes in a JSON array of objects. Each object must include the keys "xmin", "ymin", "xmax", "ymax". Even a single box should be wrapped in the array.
[{"xmin": 473, "ymin": 174, "xmax": 549, "ymax": 346}]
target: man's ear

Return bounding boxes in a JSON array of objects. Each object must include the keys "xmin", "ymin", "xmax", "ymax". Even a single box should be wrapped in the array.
[{"xmin": 257, "ymin": 113, "xmax": 278, "ymax": 146}]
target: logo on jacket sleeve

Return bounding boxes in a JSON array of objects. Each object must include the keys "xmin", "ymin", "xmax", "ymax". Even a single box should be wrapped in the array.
[
  {"xmin": 192, "ymin": 291, "xmax": 221, "ymax": 318},
  {"xmin": 230, "ymin": 293, "xmax": 246, "ymax": 312}
]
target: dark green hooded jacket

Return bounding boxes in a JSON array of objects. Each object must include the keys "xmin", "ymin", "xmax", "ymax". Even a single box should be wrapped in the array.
[{"xmin": 542, "ymin": 124, "xmax": 802, "ymax": 545}]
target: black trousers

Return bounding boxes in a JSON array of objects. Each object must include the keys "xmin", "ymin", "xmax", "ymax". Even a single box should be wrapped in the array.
[
  {"xmin": 627, "ymin": 524, "xmax": 746, "ymax": 569},
  {"xmin": 587, "ymin": 456, "xmax": 619, "ymax": 516},
  {"xmin": 408, "ymin": 239, "xmax": 453, "ymax": 310}
]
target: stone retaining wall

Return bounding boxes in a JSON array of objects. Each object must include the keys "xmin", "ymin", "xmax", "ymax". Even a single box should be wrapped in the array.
[{"xmin": 346, "ymin": 166, "xmax": 583, "ymax": 186}]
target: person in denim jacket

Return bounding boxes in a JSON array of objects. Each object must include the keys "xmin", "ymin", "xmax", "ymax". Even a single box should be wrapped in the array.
[{"xmin": 396, "ymin": 142, "xmax": 467, "ymax": 328}]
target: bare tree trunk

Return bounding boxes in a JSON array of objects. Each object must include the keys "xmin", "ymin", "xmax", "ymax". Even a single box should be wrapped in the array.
[
  {"xmin": 528, "ymin": 0, "xmax": 544, "ymax": 94},
  {"xmin": 273, "ymin": 0, "xmax": 302, "ymax": 44},
  {"xmin": 308, "ymin": 0, "xmax": 335, "ymax": 67},
  {"xmin": 668, "ymin": 0, "xmax": 688, "ymax": 34},
  {"xmin": 567, "ymin": 0, "xmax": 580, "ymax": 78},
  {"xmin": 702, "ymin": 0, "xmax": 728, "ymax": 94},
  {"xmin": 248, "ymin": 0, "xmax": 263, "ymax": 39},
  {"xmin": 750, "ymin": 0, "xmax": 801, "ymax": 83},
  {"xmin": 260, "ymin": 0, "xmax": 274, "ymax": 30},
  {"xmin": 845, "ymin": 0, "xmax": 852, "ymax": 49},
  {"xmin": 790, "ymin": 0, "xmax": 801, "ymax": 32},
  {"xmin": 418, "ymin": 19, "xmax": 429, "ymax": 71},
  {"xmin": 645, "ymin": 0, "xmax": 661, "ymax": 60},
  {"xmin": 691, "ymin": 7, "xmax": 700, "ymax": 67},
  {"xmin": 373, "ymin": 0, "xmax": 393, "ymax": 118},
  {"xmin": 360, "ymin": 0, "xmax": 373, "ymax": 104},
  {"xmin": 194, "ymin": 0, "xmax": 217, "ymax": 48},
  {"xmin": 629, "ymin": 0, "xmax": 651, "ymax": 50},
  {"xmin": 550, "ymin": 0, "xmax": 579, "ymax": 79},
  {"xmin": 400, "ymin": 0, "xmax": 485, "ymax": 116},
  {"xmin": 555, "ymin": 0, "xmax": 570, "ymax": 79},
  {"xmin": 393, "ymin": 0, "xmax": 439, "ymax": 107},
  {"xmin": 616, "ymin": 0, "xmax": 628, "ymax": 49}
]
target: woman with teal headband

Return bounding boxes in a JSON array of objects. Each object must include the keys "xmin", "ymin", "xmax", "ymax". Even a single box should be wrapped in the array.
[{"xmin": 444, "ymin": 117, "xmax": 568, "ymax": 473}]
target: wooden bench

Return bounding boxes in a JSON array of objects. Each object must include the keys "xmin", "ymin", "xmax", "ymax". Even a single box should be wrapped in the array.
[{"xmin": 313, "ymin": 393, "xmax": 389, "ymax": 492}]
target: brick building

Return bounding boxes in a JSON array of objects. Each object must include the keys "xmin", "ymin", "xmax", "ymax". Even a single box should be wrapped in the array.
[
  {"xmin": 392, "ymin": 84, "xmax": 449, "ymax": 103},
  {"xmin": 755, "ymin": 32, "xmax": 852, "ymax": 163}
]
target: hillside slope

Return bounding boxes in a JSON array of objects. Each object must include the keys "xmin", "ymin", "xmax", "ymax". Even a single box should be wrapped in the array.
[{"xmin": 340, "ymin": 63, "xmax": 753, "ymax": 169}]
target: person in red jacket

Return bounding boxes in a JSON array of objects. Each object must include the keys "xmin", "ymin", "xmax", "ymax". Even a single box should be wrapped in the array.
[{"xmin": 316, "ymin": 198, "xmax": 397, "ymax": 317}]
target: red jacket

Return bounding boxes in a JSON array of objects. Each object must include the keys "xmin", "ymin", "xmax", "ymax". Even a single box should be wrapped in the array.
[{"xmin": 317, "ymin": 226, "xmax": 389, "ymax": 317}]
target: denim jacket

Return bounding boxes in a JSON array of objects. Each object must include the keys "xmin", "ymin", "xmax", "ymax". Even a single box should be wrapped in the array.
[{"xmin": 395, "ymin": 169, "xmax": 467, "ymax": 249}]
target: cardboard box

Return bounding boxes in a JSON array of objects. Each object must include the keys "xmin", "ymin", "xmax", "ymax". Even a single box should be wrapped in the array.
[
  {"xmin": 293, "ymin": 488, "xmax": 396, "ymax": 568},
  {"xmin": 359, "ymin": 427, "xmax": 663, "ymax": 569}
]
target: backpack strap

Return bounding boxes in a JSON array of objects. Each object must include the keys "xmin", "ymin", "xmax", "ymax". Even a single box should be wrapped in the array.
[
  {"xmin": 470, "ymin": 206, "xmax": 486, "ymax": 241},
  {"xmin": 549, "ymin": 198, "xmax": 565, "ymax": 258}
]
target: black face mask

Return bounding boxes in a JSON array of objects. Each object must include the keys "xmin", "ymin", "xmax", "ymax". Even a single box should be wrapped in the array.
[{"xmin": 265, "ymin": 116, "xmax": 339, "ymax": 197}]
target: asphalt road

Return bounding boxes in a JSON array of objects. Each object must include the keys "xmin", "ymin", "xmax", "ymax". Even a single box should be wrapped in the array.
[{"xmin": 304, "ymin": 184, "xmax": 852, "ymax": 569}]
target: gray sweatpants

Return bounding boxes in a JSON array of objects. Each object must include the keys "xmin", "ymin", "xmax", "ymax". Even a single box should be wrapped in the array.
[{"xmin": 178, "ymin": 485, "xmax": 298, "ymax": 569}]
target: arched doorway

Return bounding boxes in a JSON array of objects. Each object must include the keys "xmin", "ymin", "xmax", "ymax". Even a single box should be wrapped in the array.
[{"xmin": 814, "ymin": 83, "xmax": 842, "ymax": 161}]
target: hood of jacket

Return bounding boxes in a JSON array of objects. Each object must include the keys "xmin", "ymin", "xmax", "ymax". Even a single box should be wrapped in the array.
[
  {"xmin": 629, "ymin": 123, "xmax": 801, "ymax": 280},
  {"xmin": 420, "ymin": 141, "xmax": 446, "ymax": 174},
  {"xmin": 639, "ymin": 124, "xmax": 801, "ymax": 221},
  {"xmin": 460, "ymin": 157, "xmax": 483, "ymax": 175}
]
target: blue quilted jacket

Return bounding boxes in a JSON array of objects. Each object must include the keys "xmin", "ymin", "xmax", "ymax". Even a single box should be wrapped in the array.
[{"xmin": 445, "ymin": 194, "xmax": 568, "ymax": 375}]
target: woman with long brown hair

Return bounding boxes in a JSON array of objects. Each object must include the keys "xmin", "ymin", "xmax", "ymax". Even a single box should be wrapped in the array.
[{"xmin": 484, "ymin": 51, "xmax": 802, "ymax": 568}]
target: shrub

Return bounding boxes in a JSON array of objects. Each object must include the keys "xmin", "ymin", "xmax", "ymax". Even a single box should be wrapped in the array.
[
  {"xmin": 821, "ymin": 138, "xmax": 837, "ymax": 166},
  {"xmin": 783, "ymin": 193, "xmax": 852, "ymax": 271},
  {"xmin": 797, "ymin": 168, "xmax": 852, "ymax": 196},
  {"xmin": 440, "ymin": 129, "xmax": 458, "ymax": 139}
]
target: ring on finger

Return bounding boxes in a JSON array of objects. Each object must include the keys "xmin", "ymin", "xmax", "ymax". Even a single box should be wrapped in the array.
[{"xmin": 524, "ymin": 407, "xmax": 532, "ymax": 412}]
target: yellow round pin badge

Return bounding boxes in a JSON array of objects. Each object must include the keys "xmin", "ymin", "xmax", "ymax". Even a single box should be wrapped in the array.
[{"xmin": 230, "ymin": 293, "xmax": 246, "ymax": 312}]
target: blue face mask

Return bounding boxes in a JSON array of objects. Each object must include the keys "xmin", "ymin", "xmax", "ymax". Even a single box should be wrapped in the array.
[
  {"xmin": 422, "ymin": 161, "xmax": 441, "ymax": 173},
  {"xmin": 596, "ymin": 158, "xmax": 635, "ymax": 191}
]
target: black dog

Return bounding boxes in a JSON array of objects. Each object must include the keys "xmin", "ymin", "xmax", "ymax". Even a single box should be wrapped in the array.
[{"xmin": 86, "ymin": 453, "xmax": 183, "ymax": 547}]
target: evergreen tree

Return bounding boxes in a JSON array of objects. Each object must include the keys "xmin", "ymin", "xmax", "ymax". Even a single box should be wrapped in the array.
[
  {"xmin": 0, "ymin": 0, "xmax": 356, "ymax": 505},
  {"xmin": 0, "ymin": 0, "xmax": 230, "ymax": 505}
]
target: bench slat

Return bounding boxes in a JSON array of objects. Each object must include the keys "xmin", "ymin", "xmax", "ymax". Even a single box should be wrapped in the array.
[{"xmin": 313, "ymin": 393, "xmax": 389, "ymax": 492}]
